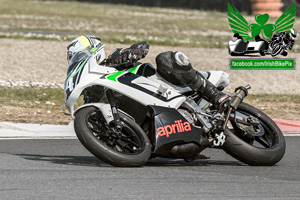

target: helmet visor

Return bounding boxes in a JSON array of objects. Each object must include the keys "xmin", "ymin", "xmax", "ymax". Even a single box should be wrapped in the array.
[
  {"xmin": 67, "ymin": 51, "xmax": 89, "ymax": 75},
  {"xmin": 67, "ymin": 51, "xmax": 73, "ymax": 62}
]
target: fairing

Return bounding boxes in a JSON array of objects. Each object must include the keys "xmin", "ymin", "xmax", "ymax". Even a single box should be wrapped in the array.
[
  {"xmin": 64, "ymin": 53, "xmax": 186, "ymax": 118},
  {"xmin": 150, "ymin": 106, "xmax": 202, "ymax": 156}
]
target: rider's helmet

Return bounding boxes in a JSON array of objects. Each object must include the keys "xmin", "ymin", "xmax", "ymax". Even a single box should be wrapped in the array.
[
  {"xmin": 289, "ymin": 29, "xmax": 297, "ymax": 40},
  {"xmin": 67, "ymin": 35, "xmax": 103, "ymax": 62}
]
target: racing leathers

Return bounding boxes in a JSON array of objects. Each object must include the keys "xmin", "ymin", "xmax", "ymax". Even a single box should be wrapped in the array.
[
  {"xmin": 156, "ymin": 51, "xmax": 230, "ymax": 110},
  {"xmin": 107, "ymin": 42, "xmax": 229, "ymax": 110}
]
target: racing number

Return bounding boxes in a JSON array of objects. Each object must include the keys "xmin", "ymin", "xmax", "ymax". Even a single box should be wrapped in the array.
[
  {"xmin": 64, "ymin": 77, "xmax": 75, "ymax": 100},
  {"xmin": 65, "ymin": 77, "xmax": 74, "ymax": 92}
]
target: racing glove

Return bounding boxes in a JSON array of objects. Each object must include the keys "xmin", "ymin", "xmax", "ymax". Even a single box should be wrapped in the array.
[{"xmin": 107, "ymin": 41, "xmax": 149, "ymax": 67}]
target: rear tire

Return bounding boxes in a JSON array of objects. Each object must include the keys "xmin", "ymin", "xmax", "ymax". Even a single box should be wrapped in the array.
[
  {"xmin": 74, "ymin": 106, "xmax": 151, "ymax": 167},
  {"xmin": 281, "ymin": 51, "xmax": 288, "ymax": 56},
  {"xmin": 223, "ymin": 103, "xmax": 286, "ymax": 166}
]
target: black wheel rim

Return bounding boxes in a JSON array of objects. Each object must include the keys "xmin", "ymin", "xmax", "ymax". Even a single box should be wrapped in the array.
[
  {"xmin": 86, "ymin": 110, "xmax": 145, "ymax": 155},
  {"xmin": 229, "ymin": 110, "xmax": 279, "ymax": 149},
  {"xmin": 272, "ymin": 44, "xmax": 282, "ymax": 56}
]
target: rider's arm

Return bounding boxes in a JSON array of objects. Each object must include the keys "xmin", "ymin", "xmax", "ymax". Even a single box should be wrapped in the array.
[{"xmin": 106, "ymin": 41, "xmax": 149, "ymax": 68}]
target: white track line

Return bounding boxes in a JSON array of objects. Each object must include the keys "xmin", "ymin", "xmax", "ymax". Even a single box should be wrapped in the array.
[
  {"xmin": 283, "ymin": 133, "xmax": 300, "ymax": 137},
  {"xmin": 0, "ymin": 122, "xmax": 76, "ymax": 139}
]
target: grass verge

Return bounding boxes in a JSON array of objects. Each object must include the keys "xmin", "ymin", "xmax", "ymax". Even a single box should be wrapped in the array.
[
  {"xmin": 0, "ymin": 0, "xmax": 299, "ymax": 49},
  {"xmin": 0, "ymin": 87, "xmax": 71, "ymax": 125},
  {"xmin": 1, "ymin": 87, "xmax": 299, "ymax": 125}
]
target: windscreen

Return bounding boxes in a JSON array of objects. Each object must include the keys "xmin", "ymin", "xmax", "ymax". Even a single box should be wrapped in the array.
[{"xmin": 67, "ymin": 51, "xmax": 89, "ymax": 76}]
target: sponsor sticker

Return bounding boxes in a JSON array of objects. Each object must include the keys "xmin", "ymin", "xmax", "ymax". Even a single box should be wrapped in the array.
[{"xmin": 157, "ymin": 120, "xmax": 191, "ymax": 138}]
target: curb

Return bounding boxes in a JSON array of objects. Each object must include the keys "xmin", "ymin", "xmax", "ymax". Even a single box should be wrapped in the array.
[
  {"xmin": 273, "ymin": 119, "xmax": 300, "ymax": 135},
  {"xmin": 0, "ymin": 122, "xmax": 76, "ymax": 139}
]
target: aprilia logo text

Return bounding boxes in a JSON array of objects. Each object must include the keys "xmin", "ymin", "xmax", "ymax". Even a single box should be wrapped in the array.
[{"xmin": 157, "ymin": 120, "xmax": 191, "ymax": 137}]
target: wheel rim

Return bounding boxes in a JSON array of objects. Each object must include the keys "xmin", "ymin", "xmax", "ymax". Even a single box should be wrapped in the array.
[
  {"xmin": 229, "ymin": 110, "xmax": 279, "ymax": 149},
  {"xmin": 272, "ymin": 44, "xmax": 282, "ymax": 56},
  {"xmin": 86, "ymin": 110, "xmax": 145, "ymax": 155}
]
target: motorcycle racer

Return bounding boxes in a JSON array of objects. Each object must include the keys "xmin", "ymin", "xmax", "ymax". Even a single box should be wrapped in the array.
[
  {"xmin": 268, "ymin": 28, "xmax": 297, "ymax": 56},
  {"xmin": 67, "ymin": 35, "xmax": 102, "ymax": 62},
  {"xmin": 67, "ymin": 35, "xmax": 229, "ymax": 110},
  {"xmin": 67, "ymin": 35, "xmax": 149, "ymax": 70},
  {"xmin": 65, "ymin": 36, "xmax": 285, "ymax": 167}
]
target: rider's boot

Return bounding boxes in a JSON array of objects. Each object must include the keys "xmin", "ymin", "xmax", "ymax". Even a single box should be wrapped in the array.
[{"xmin": 187, "ymin": 72, "xmax": 229, "ymax": 110}]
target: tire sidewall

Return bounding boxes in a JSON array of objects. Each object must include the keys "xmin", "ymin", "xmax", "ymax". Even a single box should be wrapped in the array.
[
  {"xmin": 223, "ymin": 103, "xmax": 286, "ymax": 166},
  {"xmin": 74, "ymin": 106, "xmax": 152, "ymax": 167}
]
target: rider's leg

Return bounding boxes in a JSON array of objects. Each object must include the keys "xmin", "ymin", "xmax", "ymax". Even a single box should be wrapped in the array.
[
  {"xmin": 187, "ymin": 69, "xmax": 229, "ymax": 110},
  {"xmin": 156, "ymin": 51, "xmax": 229, "ymax": 109}
]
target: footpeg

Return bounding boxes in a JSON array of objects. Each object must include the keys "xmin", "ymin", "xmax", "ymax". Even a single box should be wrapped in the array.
[{"xmin": 213, "ymin": 132, "xmax": 226, "ymax": 146}]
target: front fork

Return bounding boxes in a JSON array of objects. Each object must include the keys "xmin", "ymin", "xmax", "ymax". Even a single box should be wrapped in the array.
[
  {"xmin": 106, "ymin": 89, "xmax": 122, "ymax": 131},
  {"xmin": 211, "ymin": 85, "xmax": 251, "ymax": 147},
  {"xmin": 222, "ymin": 85, "xmax": 251, "ymax": 130}
]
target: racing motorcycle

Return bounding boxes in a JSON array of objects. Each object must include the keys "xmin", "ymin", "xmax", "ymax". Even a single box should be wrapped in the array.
[
  {"xmin": 228, "ymin": 33, "xmax": 268, "ymax": 56},
  {"xmin": 269, "ymin": 34, "xmax": 291, "ymax": 57},
  {"xmin": 64, "ymin": 44, "xmax": 285, "ymax": 167},
  {"xmin": 267, "ymin": 29, "xmax": 297, "ymax": 57}
]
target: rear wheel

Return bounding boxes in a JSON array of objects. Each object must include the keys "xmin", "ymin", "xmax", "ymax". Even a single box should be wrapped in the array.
[
  {"xmin": 281, "ymin": 51, "xmax": 288, "ymax": 56},
  {"xmin": 74, "ymin": 106, "xmax": 151, "ymax": 167},
  {"xmin": 259, "ymin": 50, "xmax": 266, "ymax": 56},
  {"xmin": 223, "ymin": 103, "xmax": 286, "ymax": 166}
]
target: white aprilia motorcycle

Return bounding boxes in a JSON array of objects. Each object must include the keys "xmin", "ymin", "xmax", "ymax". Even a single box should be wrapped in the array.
[{"xmin": 64, "ymin": 44, "xmax": 285, "ymax": 167}]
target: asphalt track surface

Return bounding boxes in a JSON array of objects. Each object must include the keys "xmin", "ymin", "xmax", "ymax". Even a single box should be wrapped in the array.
[{"xmin": 0, "ymin": 137, "xmax": 299, "ymax": 200}]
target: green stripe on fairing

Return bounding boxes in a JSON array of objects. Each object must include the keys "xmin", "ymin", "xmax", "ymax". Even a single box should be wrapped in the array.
[
  {"xmin": 106, "ymin": 71, "xmax": 127, "ymax": 82},
  {"xmin": 66, "ymin": 56, "xmax": 90, "ymax": 81},
  {"xmin": 127, "ymin": 65, "xmax": 140, "ymax": 74},
  {"xmin": 106, "ymin": 65, "xmax": 140, "ymax": 82}
]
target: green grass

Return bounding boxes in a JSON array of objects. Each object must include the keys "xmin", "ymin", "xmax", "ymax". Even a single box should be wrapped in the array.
[
  {"xmin": 1, "ymin": 87, "xmax": 299, "ymax": 122},
  {"xmin": 0, "ymin": 0, "xmax": 230, "ymax": 47},
  {"xmin": 0, "ymin": 0, "xmax": 299, "ymax": 49},
  {"xmin": 0, "ymin": 87, "xmax": 64, "ymax": 107},
  {"xmin": 1, "ymin": 87, "xmax": 299, "ymax": 107},
  {"xmin": 1, "ymin": 0, "xmax": 299, "ymax": 48}
]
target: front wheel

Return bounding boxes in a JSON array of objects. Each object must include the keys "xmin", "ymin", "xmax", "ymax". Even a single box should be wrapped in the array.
[
  {"xmin": 223, "ymin": 103, "xmax": 286, "ymax": 166},
  {"xmin": 74, "ymin": 106, "xmax": 151, "ymax": 167},
  {"xmin": 271, "ymin": 43, "xmax": 282, "ymax": 57}
]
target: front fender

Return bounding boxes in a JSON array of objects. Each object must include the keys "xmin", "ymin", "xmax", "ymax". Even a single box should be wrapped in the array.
[{"xmin": 73, "ymin": 103, "xmax": 113, "ymax": 124}]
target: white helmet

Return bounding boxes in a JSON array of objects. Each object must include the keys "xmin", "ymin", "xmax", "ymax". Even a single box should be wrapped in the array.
[{"xmin": 67, "ymin": 35, "xmax": 103, "ymax": 62}]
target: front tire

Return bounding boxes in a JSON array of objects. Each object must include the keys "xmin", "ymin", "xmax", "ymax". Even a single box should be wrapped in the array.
[
  {"xmin": 74, "ymin": 107, "xmax": 151, "ymax": 167},
  {"xmin": 271, "ymin": 43, "xmax": 282, "ymax": 57},
  {"xmin": 223, "ymin": 103, "xmax": 286, "ymax": 166}
]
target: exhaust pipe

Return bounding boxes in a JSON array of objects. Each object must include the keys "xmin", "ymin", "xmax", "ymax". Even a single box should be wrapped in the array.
[{"xmin": 170, "ymin": 143, "xmax": 205, "ymax": 157}]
